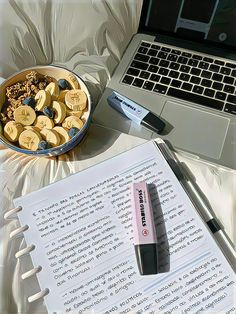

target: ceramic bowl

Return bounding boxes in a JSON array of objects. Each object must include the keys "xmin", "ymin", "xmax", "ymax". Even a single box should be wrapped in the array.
[{"xmin": 0, "ymin": 65, "xmax": 93, "ymax": 156}]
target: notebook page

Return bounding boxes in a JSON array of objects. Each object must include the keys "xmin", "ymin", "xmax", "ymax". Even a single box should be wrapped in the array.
[{"xmin": 14, "ymin": 140, "xmax": 235, "ymax": 313}]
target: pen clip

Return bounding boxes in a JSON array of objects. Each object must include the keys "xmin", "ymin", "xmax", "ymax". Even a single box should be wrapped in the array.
[{"xmin": 155, "ymin": 139, "xmax": 185, "ymax": 181}]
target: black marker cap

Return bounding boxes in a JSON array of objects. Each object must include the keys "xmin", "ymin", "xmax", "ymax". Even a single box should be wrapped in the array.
[
  {"xmin": 135, "ymin": 244, "xmax": 158, "ymax": 275},
  {"xmin": 141, "ymin": 112, "xmax": 165, "ymax": 134}
]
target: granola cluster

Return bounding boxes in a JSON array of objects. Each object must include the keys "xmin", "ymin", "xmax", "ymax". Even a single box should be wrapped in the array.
[{"xmin": 0, "ymin": 71, "xmax": 52, "ymax": 123}]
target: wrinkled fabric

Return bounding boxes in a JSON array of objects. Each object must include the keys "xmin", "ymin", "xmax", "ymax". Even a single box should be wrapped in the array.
[{"xmin": 0, "ymin": 1, "xmax": 235, "ymax": 313}]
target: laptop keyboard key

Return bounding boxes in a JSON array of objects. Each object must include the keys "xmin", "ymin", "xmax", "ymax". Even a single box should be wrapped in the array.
[
  {"xmin": 159, "ymin": 60, "xmax": 170, "ymax": 67},
  {"xmin": 150, "ymin": 74, "xmax": 161, "ymax": 82},
  {"xmin": 180, "ymin": 65, "xmax": 190, "ymax": 73},
  {"xmin": 220, "ymin": 67, "xmax": 231, "ymax": 75},
  {"xmin": 132, "ymin": 78, "xmax": 144, "ymax": 87},
  {"xmin": 169, "ymin": 70, "xmax": 179, "ymax": 78},
  {"xmin": 191, "ymin": 68, "xmax": 201, "ymax": 76},
  {"xmin": 209, "ymin": 64, "xmax": 220, "ymax": 72},
  {"xmin": 158, "ymin": 51, "xmax": 168, "ymax": 59},
  {"xmin": 224, "ymin": 85, "xmax": 235, "ymax": 94},
  {"xmin": 171, "ymin": 79, "xmax": 181, "ymax": 88},
  {"xmin": 161, "ymin": 47, "xmax": 171, "ymax": 52},
  {"xmin": 182, "ymin": 82, "xmax": 193, "ymax": 91},
  {"xmin": 141, "ymin": 42, "xmax": 150, "ymax": 47},
  {"xmin": 171, "ymin": 49, "xmax": 181, "ymax": 55},
  {"xmin": 143, "ymin": 81, "xmax": 155, "ymax": 91},
  {"xmin": 151, "ymin": 44, "xmax": 160, "ymax": 50},
  {"xmin": 212, "ymin": 82, "xmax": 223, "ymax": 91},
  {"xmin": 160, "ymin": 77, "xmax": 171, "ymax": 85},
  {"xmin": 134, "ymin": 53, "xmax": 150, "ymax": 63},
  {"xmin": 159, "ymin": 68, "xmax": 169, "ymax": 76},
  {"xmin": 225, "ymin": 62, "xmax": 236, "ymax": 68},
  {"xmin": 130, "ymin": 60, "xmax": 148, "ymax": 70},
  {"xmin": 169, "ymin": 62, "xmax": 180, "ymax": 70},
  {"xmin": 168, "ymin": 54, "xmax": 178, "ymax": 62},
  {"xmin": 214, "ymin": 60, "xmax": 224, "ymax": 65},
  {"xmin": 179, "ymin": 73, "xmax": 190, "ymax": 81},
  {"xmin": 212, "ymin": 73, "xmax": 223, "ymax": 82},
  {"xmin": 127, "ymin": 67, "xmax": 140, "ymax": 76},
  {"xmin": 167, "ymin": 88, "xmax": 224, "ymax": 110},
  {"xmin": 153, "ymin": 84, "xmax": 168, "ymax": 94},
  {"xmin": 201, "ymin": 70, "xmax": 212, "ymax": 79},
  {"xmin": 232, "ymin": 70, "xmax": 236, "ymax": 77},
  {"xmin": 148, "ymin": 65, "xmax": 158, "ymax": 73},
  {"xmin": 224, "ymin": 103, "xmax": 236, "ymax": 115},
  {"xmin": 188, "ymin": 59, "xmax": 198, "ymax": 67},
  {"xmin": 199, "ymin": 62, "xmax": 209, "ymax": 70},
  {"xmin": 215, "ymin": 92, "xmax": 226, "ymax": 101},
  {"xmin": 190, "ymin": 76, "xmax": 201, "ymax": 84},
  {"xmin": 201, "ymin": 79, "xmax": 211, "ymax": 87},
  {"xmin": 139, "ymin": 71, "xmax": 150, "ymax": 79},
  {"xmin": 149, "ymin": 57, "xmax": 159, "ymax": 65},
  {"xmin": 182, "ymin": 52, "xmax": 192, "ymax": 58},
  {"xmin": 147, "ymin": 49, "xmax": 157, "ymax": 57},
  {"xmin": 223, "ymin": 76, "xmax": 234, "ymax": 85},
  {"xmin": 204, "ymin": 88, "xmax": 215, "ymax": 98},
  {"xmin": 203, "ymin": 57, "xmax": 213, "ymax": 63},
  {"xmin": 138, "ymin": 46, "xmax": 148, "ymax": 54},
  {"xmin": 193, "ymin": 86, "xmax": 204, "ymax": 94},
  {"xmin": 192, "ymin": 54, "xmax": 203, "ymax": 60},
  {"xmin": 227, "ymin": 95, "xmax": 236, "ymax": 104},
  {"xmin": 177, "ymin": 56, "xmax": 188, "ymax": 64},
  {"xmin": 122, "ymin": 75, "xmax": 134, "ymax": 85}
]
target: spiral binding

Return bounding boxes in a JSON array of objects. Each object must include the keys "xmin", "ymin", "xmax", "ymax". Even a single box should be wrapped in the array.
[
  {"xmin": 15, "ymin": 244, "xmax": 35, "ymax": 258},
  {"xmin": 28, "ymin": 288, "xmax": 50, "ymax": 303},
  {"xmin": 4, "ymin": 206, "xmax": 49, "ymax": 303},
  {"xmin": 4, "ymin": 206, "xmax": 22, "ymax": 219},
  {"xmin": 22, "ymin": 266, "xmax": 42, "ymax": 280}
]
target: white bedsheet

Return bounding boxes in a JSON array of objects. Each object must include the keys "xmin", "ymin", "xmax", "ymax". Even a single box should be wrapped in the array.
[{"xmin": 0, "ymin": 1, "xmax": 235, "ymax": 313}]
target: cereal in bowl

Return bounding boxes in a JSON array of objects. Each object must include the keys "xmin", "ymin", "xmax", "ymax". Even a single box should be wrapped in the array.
[{"xmin": 0, "ymin": 71, "xmax": 88, "ymax": 151}]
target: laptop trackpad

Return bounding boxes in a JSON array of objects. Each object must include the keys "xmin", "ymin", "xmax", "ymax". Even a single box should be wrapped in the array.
[{"xmin": 160, "ymin": 101, "xmax": 230, "ymax": 159}]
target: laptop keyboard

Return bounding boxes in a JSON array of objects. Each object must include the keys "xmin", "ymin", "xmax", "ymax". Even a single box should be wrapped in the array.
[{"xmin": 121, "ymin": 41, "xmax": 236, "ymax": 115}]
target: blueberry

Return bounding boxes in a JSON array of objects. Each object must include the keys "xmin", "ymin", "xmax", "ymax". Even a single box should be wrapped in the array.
[
  {"xmin": 43, "ymin": 106, "xmax": 55, "ymax": 119},
  {"xmin": 58, "ymin": 79, "xmax": 71, "ymax": 90},
  {"xmin": 22, "ymin": 97, "xmax": 36, "ymax": 108},
  {"xmin": 38, "ymin": 141, "xmax": 51, "ymax": 150},
  {"xmin": 68, "ymin": 127, "xmax": 79, "ymax": 138}
]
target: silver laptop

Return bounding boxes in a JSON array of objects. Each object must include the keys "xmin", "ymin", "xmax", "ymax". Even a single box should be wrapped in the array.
[{"xmin": 93, "ymin": 0, "xmax": 236, "ymax": 170}]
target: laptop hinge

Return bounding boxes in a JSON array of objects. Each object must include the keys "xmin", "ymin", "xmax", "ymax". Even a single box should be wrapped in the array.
[{"xmin": 154, "ymin": 34, "xmax": 236, "ymax": 61}]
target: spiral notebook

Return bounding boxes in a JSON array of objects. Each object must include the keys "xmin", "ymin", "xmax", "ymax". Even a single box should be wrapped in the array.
[{"xmin": 6, "ymin": 139, "xmax": 235, "ymax": 313}]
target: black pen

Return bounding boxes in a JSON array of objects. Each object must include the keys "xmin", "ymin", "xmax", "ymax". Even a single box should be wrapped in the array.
[{"xmin": 155, "ymin": 138, "xmax": 236, "ymax": 271}]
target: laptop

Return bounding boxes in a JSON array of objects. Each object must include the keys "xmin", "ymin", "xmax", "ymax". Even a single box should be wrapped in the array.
[{"xmin": 93, "ymin": 0, "xmax": 236, "ymax": 170}]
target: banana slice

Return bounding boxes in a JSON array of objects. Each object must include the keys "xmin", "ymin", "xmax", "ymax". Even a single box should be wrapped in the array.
[
  {"xmin": 13, "ymin": 105, "xmax": 36, "ymax": 126},
  {"xmin": 24, "ymin": 125, "xmax": 41, "ymax": 132},
  {"xmin": 66, "ymin": 108, "xmax": 82, "ymax": 118},
  {"xmin": 35, "ymin": 90, "xmax": 51, "ymax": 111},
  {"xmin": 18, "ymin": 129, "xmax": 42, "ymax": 151},
  {"xmin": 4, "ymin": 121, "xmax": 24, "ymax": 142},
  {"xmin": 62, "ymin": 116, "xmax": 84, "ymax": 130},
  {"xmin": 53, "ymin": 126, "xmax": 70, "ymax": 145},
  {"xmin": 34, "ymin": 115, "xmax": 54, "ymax": 130},
  {"xmin": 52, "ymin": 101, "xmax": 67, "ymax": 124},
  {"xmin": 40, "ymin": 128, "xmax": 60, "ymax": 147},
  {"xmin": 67, "ymin": 74, "xmax": 80, "ymax": 89},
  {"xmin": 65, "ymin": 89, "xmax": 87, "ymax": 111},
  {"xmin": 45, "ymin": 82, "xmax": 60, "ymax": 101},
  {"xmin": 57, "ymin": 90, "xmax": 69, "ymax": 102}
]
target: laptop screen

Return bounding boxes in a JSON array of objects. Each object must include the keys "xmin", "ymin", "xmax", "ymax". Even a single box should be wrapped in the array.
[{"xmin": 141, "ymin": 0, "xmax": 236, "ymax": 49}]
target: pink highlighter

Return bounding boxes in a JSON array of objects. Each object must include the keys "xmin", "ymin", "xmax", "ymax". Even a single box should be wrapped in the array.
[{"xmin": 131, "ymin": 182, "xmax": 158, "ymax": 275}]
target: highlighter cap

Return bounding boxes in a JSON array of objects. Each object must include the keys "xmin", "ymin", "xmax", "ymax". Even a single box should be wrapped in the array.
[{"xmin": 135, "ymin": 243, "xmax": 158, "ymax": 275}]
